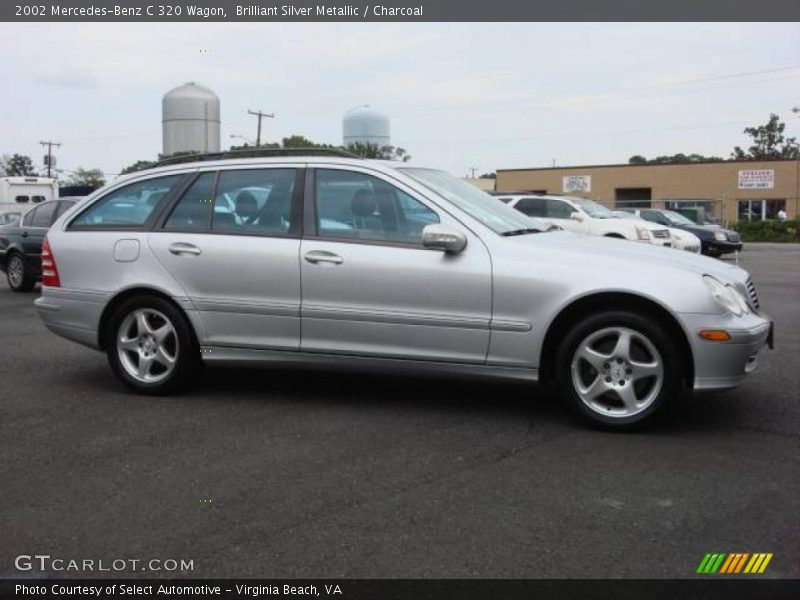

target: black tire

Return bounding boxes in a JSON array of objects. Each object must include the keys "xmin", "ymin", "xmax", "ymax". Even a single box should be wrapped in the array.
[
  {"xmin": 555, "ymin": 309, "xmax": 684, "ymax": 431},
  {"xmin": 6, "ymin": 253, "xmax": 36, "ymax": 292},
  {"xmin": 105, "ymin": 295, "xmax": 200, "ymax": 395}
]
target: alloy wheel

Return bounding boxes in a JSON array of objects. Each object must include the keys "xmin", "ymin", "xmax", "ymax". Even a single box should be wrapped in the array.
[
  {"xmin": 8, "ymin": 256, "xmax": 24, "ymax": 288},
  {"xmin": 117, "ymin": 308, "xmax": 179, "ymax": 383},
  {"xmin": 570, "ymin": 326, "xmax": 664, "ymax": 418}
]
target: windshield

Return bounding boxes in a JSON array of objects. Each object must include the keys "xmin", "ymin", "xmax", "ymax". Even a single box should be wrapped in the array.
[
  {"xmin": 400, "ymin": 168, "xmax": 547, "ymax": 234},
  {"xmin": 663, "ymin": 210, "xmax": 696, "ymax": 226},
  {"xmin": 569, "ymin": 197, "xmax": 615, "ymax": 219}
]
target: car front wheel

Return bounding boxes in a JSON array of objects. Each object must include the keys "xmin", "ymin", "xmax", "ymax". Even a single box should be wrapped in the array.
[
  {"xmin": 105, "ymin": 296, "xmax": 200, "ymax": 395},
  {"xmin": 6, "ymin": 253, "xmax": 36, "ymax": 292},
  {"xmin": 556, "ymin": 310, "xmax": 683, "ymax": 430}
]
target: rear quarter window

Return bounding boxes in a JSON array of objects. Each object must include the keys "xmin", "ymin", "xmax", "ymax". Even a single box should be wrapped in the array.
[{"xmin": 70, "ymin": 175, "xmax": 181, "ymax": 229}]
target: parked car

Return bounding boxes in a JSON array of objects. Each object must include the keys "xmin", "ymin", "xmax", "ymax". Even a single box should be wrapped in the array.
[
  {"xmin": 621, "ymin": 208, "xmax": 741, "ymax": 258},
  {"xmin": 0, "ymin": 209, "xmax": 23, "ymax": 227},
  {"xmin": 503, "ymin": 194, "xmax": 673, "ymax": 247},
  {"xmin": 35, "ymin": 153, "xmax": 772, "ymax": 429},
  {"xmin": 0, "ymin": 198, "xmax": 80, "ymax": 291},
  {"xmin": 611, "ymin": 210, "xmax": 701, "ymax": 253}
]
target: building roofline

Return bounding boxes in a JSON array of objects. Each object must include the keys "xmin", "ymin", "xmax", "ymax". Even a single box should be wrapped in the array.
[{"xmin": 496, "ymin": 157, "xmax": 797, "ymax": 173}]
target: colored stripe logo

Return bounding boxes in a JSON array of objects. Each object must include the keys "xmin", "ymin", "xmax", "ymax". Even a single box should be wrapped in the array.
[{"xmin": 697, "ymin": 552, "xmax": 773, "ymax": 574}]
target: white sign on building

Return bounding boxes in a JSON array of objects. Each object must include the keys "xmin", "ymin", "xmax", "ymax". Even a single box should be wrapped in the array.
[
  {"xmin": 738, "ymin": 169, "xmax": 774, "ymax": 190},
  {"xmin": 562, "ymin": 175, "xmax": 591, "ymax": 193}
]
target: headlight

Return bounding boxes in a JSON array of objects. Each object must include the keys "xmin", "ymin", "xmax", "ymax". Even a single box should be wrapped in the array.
[
  {"xmin": 714, "ymin": 230, "xmax": 727, "ymax": 242},
  {"xmin": 635, "ymin": 225, "xmax": 651, "ymax": 240},
  {"xmin": 703, "ymin": 275, "xmax": 749, "ymax": 316}
]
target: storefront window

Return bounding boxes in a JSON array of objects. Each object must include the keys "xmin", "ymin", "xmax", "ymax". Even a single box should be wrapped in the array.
[{"xmin": 737, "ymin": 199, "xmax": 786, "ymax": 221}]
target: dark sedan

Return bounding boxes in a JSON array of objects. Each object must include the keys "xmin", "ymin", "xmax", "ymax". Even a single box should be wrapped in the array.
[
  {"xmin": 623, "ymin": 208, "xmax": 742, "ymax": 258},
  {"xmin": 0, "ymin": 198, "xmax": 79, "ymax": 291}
]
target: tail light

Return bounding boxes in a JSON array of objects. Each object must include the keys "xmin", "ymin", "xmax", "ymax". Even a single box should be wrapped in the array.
[{"xmin": 41, "ymin": 237, "xmax": 61, "ymax": 287}]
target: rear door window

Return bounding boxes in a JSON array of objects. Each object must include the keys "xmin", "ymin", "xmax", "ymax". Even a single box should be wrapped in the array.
[
  {"xmin": 164, "ymin": 172, "xmax": 216, "ymax": 231},
  {"xmin": 71, "ymin": 175, "xmax": 181, "ymax": 228},
  {"xmin": 211, "ymin": 169, "xmax": 297, "ymax": 236},
  {"xmin": 515, "ymin": 197, "xmax": 547, "ymax": 217},
  {"xmin": 30, "ymin": 202, "xmax": 57, "ymax": 227}
]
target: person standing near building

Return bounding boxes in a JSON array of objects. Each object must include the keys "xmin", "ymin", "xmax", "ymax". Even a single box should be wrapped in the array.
[{"xmin": 777, "ymin": 208, "xmax": 787, "ymax": 221}]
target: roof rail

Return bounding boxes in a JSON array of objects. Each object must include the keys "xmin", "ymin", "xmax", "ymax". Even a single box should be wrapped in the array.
[{"xmin": 150, "ymin": 147, "xmax": 362, "ymax": 169}]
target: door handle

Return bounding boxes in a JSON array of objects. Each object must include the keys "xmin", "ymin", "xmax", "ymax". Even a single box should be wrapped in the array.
[
  {"xmin": 21, "ymin": 231, "xmax": 28, "ymax": 238},
  {"xmin": 168, "ymin": 242, "xmax": 201, "ymax": 256},
  {"xmin": 304, "ymin": 250, "xmax": 343, "ymax": 265}
]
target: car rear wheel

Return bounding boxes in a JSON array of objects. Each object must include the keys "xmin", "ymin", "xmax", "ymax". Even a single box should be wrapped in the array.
[
  {"xmin": 105, "ymin": 295, "xmax": 200, "ymax": 395},
  {"xmin": 556, "ymin": 310, "xmax": 683, "ymax": 430},
  {"xmin": 6, "ymin": 253, "xmax": 36, "ymax": 292}
]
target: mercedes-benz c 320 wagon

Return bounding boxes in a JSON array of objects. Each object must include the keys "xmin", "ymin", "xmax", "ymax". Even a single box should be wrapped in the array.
[{"xmin": 35, "ymin": 150, "xmax": 773, "ymax": 429}]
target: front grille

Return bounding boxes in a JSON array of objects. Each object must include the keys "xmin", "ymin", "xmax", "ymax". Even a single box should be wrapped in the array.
[
  {"xmin": 652, "ymin": 229, "xmax": 670, "ymax": 239},
  {"xmin": 745, "ymin": 277, "xmax": 760, "ymax": 312},
  {"xmin": 728, "ymin": 231, "xmax": 741, "ymax": 243}
]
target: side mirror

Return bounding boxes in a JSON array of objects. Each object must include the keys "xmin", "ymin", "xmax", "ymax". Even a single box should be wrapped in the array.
[
  {"xmin": 570, "ymin": 211, "xmax": 585, "ymax": 222},
  {"xmin": 422, "ymin": 224, "xmax": 467, "ymax": 253}
]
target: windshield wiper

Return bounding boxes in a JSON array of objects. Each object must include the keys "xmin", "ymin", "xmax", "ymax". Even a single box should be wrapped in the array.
[{"xmin": 501, "ymin": 228, "xmax": 542, "ymax": 237}]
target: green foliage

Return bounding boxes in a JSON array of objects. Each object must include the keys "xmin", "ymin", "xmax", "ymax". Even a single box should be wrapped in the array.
[
  {"xmin": 5, "ymin": 153, "xmax": 37, "ymax": 176},
  {"xmin": 345, "ymin": 142, "xmax": 411, "ymax": 162},
  {"xmin": 120, "ymin": 160, "xmax": 155, "ymax": 175},
  {"xmin": 732, "ymin": 114, "xmax": 799, "ymax": 160},
  {"xmin": 66, "ymin": 168, "xmax": 106, "ymax": 189},
  {"xmin": 731, "ymin": 219, "xmax": 800, "ymax": 243},
  {"xmin": 628, "ymin": 153, "xmax": 724, "ymax": 165},
  {"xmin": 479, "ymin": 172, "xmax": 496, "ymax": 179}
]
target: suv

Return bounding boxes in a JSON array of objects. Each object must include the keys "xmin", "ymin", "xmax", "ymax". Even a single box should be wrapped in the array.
[
  {"xmin": 622, "ymin": 208, "xmax": 742, "ymax": 258},
  {"xmin": 35, "ymin": 152, "xmax": 771, "ymax": 429},
  {"xmin": 501, "ymin": 194, "xmax": 673, "ymax": 247},
  {"xmin": 0, "ymin": 198, "xmax": 79, "ymax": 291}
]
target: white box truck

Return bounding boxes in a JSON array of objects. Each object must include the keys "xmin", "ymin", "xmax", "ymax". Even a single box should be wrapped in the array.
[{"xmin": 0, "ymin": 176, "xmax": 59, "ymax": 213}]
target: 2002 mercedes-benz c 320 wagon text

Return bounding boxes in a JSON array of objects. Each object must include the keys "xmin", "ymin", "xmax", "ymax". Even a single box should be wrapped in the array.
[{"xmin": 34, "ymin": 151, "xmax": 773, "ymax": 429}]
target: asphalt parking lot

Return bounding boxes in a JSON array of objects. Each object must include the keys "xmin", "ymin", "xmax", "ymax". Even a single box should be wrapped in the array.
[{"xmin": 0, "ymin": 244, "xmax": 798, "ymax": 579}]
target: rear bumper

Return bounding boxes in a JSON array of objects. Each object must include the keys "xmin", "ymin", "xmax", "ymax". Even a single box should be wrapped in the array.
[
  {"xmin": 34, "ymin": 286, "xmax": 107, "ymax": 350},
  {"xmin": 681, "ymin": 312, "xmax": 772, "ymax": 391}
]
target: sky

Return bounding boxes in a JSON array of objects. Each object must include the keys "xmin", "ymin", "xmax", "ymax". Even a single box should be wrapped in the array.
[{"xmin": 1, "ymin": 22, "xmax": 798, "ymax": 180}]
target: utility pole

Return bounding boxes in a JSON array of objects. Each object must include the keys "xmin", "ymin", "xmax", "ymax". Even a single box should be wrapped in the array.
[
  {"xmin": 469, "ymin": 167, "xmax": 477, "ymax": 178},
  {"xmin": 247, "ymin": 109, "xmax": 274, "ymax": 147},
  {"xmin": 40, "ymin": 140, "xmax": 61, "ymax": 178}
]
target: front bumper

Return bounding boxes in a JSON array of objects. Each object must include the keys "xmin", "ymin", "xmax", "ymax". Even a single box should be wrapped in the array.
[
  {"xmin": 703, "ymin": 240, "xmax": 742, "ymax": 256},
  {"xmin": 680, "ymin": 311, "xmax": 772, "ymax": 391}
]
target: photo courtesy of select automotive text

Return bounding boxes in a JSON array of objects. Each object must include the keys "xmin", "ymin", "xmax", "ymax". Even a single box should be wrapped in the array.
[{"xmin": 1, "ymin": 1, "xmax": 798, "ymax": 598}]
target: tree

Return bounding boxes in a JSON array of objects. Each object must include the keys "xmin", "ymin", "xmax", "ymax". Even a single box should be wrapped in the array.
[
  {"xmin": 66, "ymin": 168, "xmax": 106, "ymax": 189},
  {"xmin": 5, "ymin": 154, "xmax": 37, "ymax": 176},
  {"xmin": 732, "ymin": 113, "xmax": 799, "ymax": 160},
  {"xmin": 479, "ymin": 172, "xmax": 496, "ymax": 179},
  {"xmin": 120, "ymin": 160, "xmax": 155, "ymax": 175},
  {"xmin": 345, "ymin": 142, "xmax": 411, "ymax": 162},
  {"xmin": 282, "ymin": 135, "xmax": 327, "ymax": 149},
  {"xmin": 628, "ymin": 153, "xmax": 724, "ymax": 165}
]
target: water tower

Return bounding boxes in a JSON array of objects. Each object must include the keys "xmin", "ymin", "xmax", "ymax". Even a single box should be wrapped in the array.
[
  {"xmin": 162, "ymin": 82, "xmax": 221, "ymax": 156},
  {"xmin": 342, "ymin": 105, "xmax": 391, "ymax": 147}
]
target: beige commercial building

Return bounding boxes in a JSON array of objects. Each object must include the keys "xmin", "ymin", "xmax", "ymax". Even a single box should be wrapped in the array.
[{"xmin": 496, "ymin": 159, "xmax": 799, "ymax": 224}]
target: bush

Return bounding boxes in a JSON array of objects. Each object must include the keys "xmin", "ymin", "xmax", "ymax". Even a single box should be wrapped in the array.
[{"xmin": 731, "ymin": 219, "xmax": 800, "ymax": 243}]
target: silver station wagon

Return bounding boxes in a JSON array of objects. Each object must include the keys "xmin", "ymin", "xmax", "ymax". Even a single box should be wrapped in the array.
[{"xmin": 35, "ymin": 150, "xmax": 773, "ymax": 429}]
